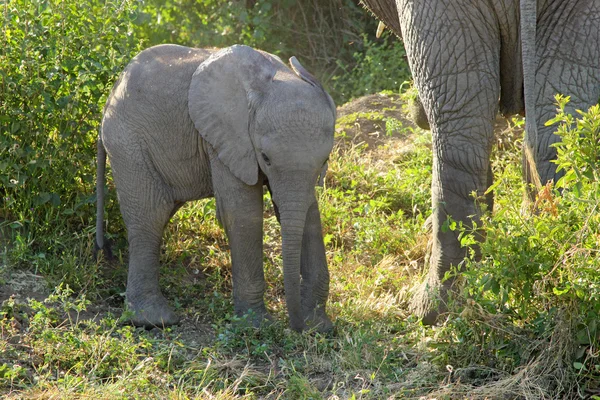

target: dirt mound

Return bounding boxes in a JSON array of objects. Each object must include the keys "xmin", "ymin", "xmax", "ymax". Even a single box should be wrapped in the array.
[
  {"xmin": 335, "ymin": 92, "xmax": 417, "ymax": 151},
  {"xmin": 337, "ymin": 92, "xmax": 410, "ymax": 122},
  {"xmin": 335, "ymin": 92, "xmax": 523, "ymax": 152}
]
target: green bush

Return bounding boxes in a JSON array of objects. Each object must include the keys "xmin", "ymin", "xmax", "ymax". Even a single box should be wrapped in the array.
[
  {"xmin": 453, "ymin": 96, "xmax": 600, "ymax": 383},
  {"xmin": 132, "ymin": 0, "xmax": 393, "ymax": 103},
  {"xmin": 466, "ymin": 97, "xmax": 600, "ymax": 319},
  {"xmin": 1, "ymin": 0, "xmax": 140, "ymax": 276},
  {"xmin": 331, "ymin": 32, "xmax": 411, "ymax": 104}
]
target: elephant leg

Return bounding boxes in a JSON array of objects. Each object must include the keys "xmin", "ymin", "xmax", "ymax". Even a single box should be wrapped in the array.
[
  {"xmin": 300, "ymin": 200, "xmax": 333, "ymax": 333},
  {"xmin": 111, "ymin": 159, "xmax": 180, "ymax": 328},
  {"xmin": 398, "ymin": 0, "xmax": 501, "ymax": 324},
  {"xmin": 412, "ymin": 133, "xmax": 496, "ymax": 325},
  {"xmin": 125, "ymin": 207, "xmax": 179, "ymax": 327},
  {"xmin": 531, "ymin": 1, "xmax": 600, "ymax": 187},
  {"xmin": 209, "ymin": 153, "xmax": 269, "ymax": 325}
]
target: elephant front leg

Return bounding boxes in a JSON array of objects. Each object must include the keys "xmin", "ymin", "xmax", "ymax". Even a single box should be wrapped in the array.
[
  {"xmin": 210, "ymin": 156, "xmax": 270, "ymax": 326},
  {"xmin": 300, "ymin": 200, "xmax": 333, "ymax": 333},
  {"xmin": 398, "ymin": 0, "xmax": 501, "ymax": 325},
  {"xmin": 411, "ymin": 152, "xmax": 492, "ymax": 324}
]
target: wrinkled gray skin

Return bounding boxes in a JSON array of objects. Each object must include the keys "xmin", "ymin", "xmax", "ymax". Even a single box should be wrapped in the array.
[
  {"xmin": 362, "ymin": 0, "xmax": 600, "ymax": 324},
  {"xmin": 96, "ymin": 44, "xmax": 336, "ymax": 332}
]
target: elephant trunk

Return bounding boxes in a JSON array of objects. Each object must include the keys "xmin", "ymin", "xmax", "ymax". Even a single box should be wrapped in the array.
[
  {"xmin": 280, "ymin": 207, "xmax": 308, "ymax": 332},
  {"xmin": 272, "ymin": 179, "xmax": 315, "ymax": 332}
]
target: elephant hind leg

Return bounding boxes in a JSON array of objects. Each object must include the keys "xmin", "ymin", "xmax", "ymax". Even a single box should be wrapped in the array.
[
  {"xmin": 131, "ymin": 205, "xmax": 186, "ymax": 328},
  {"xmin": 124, "ymin": 200, "xmax": 180, "ymax": 328},
  {"xmin": 111, "ymin": 157, "xmax": 180, "ymax": 328},
  {"xmin": 532, "ymin": 1, "xmax": 600, "ymax": 188}
]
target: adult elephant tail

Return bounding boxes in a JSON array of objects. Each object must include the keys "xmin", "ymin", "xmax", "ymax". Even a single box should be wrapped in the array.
[{"xmin": 520, "ymin": 0, "xmax": 543, "ymax": 191}]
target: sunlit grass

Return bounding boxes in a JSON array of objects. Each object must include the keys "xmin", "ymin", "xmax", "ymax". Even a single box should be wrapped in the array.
[
  {"xmin": 3, "ymin": 94, "xmax": 600, "ymax": 398},
  {"xmin": 1, "ymin": 101, "xmax": 442, "ymax": 398}
]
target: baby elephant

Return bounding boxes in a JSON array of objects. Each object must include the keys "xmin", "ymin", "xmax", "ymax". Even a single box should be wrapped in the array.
[{"xmin": 96, "ymin": 44, "xmax": 335, "ymax": 332}]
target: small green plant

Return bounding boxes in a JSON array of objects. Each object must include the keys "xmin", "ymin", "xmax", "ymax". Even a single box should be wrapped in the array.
[
  {"xmin": 549, "ymin": 94, "xmax": 600, "ymax": 194},
  {"xmin": 449, "ymin": 97, "xmax": 600, "ymax": 393}
]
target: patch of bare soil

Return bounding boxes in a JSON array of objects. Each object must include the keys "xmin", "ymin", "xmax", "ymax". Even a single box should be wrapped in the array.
[
  {"xmin": 335, "ymin": 92, "xmax": 417, "ymax": 151},
  {"xmin": 146, "ymin": 314, "xmax": 216, "ymax": 349},
  {"xmin": 0, "ymin": 270, "xmax": 122, "ymax": 327},
  {"xmin": 0, "ymin": 271, "xmax": 49, "ymax": 305}
]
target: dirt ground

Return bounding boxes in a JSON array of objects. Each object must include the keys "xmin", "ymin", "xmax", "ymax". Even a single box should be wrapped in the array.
[{"xmin": 335, "ymin": 92, "xmax": 418, "ymax": 153}]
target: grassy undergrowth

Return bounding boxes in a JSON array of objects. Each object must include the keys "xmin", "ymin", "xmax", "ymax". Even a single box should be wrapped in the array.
[
  {"xmin": 3, "ymin": 94, "xmax": 600, "ymax": 398},
  {"xmin": 1, "ymin": 98, "xmax": 437, "ymax": 398},
  {"xmin": 2, "ymin": 0, "xmax": 600, "ymax": 397}
]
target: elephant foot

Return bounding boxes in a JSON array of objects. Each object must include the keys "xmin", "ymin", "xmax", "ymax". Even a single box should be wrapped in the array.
[
  {"xmin": 303, "ymin": 305, "xmax": 333, "ymax": 333},
  {"xmin": 126, "ymin": 291, "xmax": 180, "ymax": 328},
  {"xmin": 409, "ymin": 277, "xmax": 453, "ymax": 326}
]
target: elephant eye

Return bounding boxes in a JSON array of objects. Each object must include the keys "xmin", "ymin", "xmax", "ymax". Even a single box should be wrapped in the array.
[{"xmin": 261, "ymin": 153, "xmax": 271, "ymax": 166}]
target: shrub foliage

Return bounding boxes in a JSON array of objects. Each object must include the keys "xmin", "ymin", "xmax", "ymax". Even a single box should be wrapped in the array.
[{"xmin": 1, "ymin": 0, "xmax": 140, "ymax": 258}]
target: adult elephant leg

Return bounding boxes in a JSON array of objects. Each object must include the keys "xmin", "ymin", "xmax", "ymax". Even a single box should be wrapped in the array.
[
  {"xmin": 412, "ymin": 136, "xmax": 495, "ymax": 323},
  {"xmin": 209, "ymin": 152, "xmax": 269, "ymax": 325},
  {"xmin": 531, "ymin": 1, "xmax": 600, "ymax": 186},
  {"xmin": 110, "ymin": 156, "xmax": 180, "ymax": 327},
  {"xmin": 299, "ymin": 200, "xmax": 333, "ymax": 333},
  {"xmin": 398, "ymin": 0, "xmax": 501, "ymax": 324}
]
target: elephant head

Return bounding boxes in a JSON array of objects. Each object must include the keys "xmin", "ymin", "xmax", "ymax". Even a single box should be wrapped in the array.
[{"xmin": 188, "ymin": 45, "xmax": 335, "ymax": 331}]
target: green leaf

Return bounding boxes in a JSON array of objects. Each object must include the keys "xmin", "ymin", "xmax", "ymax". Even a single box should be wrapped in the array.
[
  {"xmin": 576, "ymin": 328, "xmax": 591, "ymax": 345},
  {"xmin": 552, "ymin": 285, "xmax": 571, "ymax": 296},
  {"xmin": 34, "ymin": 192, "xmax": 52, "ymax": 206},
  {"xmin": 573, "ymin": 362, "xmax": 586, "ymax": 371},
  {"xmin": 10, "ymin": 122, "xmax": 20, "ymax": 134}
]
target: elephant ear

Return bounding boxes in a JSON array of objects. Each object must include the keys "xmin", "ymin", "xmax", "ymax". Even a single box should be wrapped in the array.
[
  {"xmin": 289, "ymin": 56, "xmax": 322, "ymax": 89},
  {"xmin": 289, "ymin": 56, "xmax": 336, "ymax": 116},
  {"xmin": 189, "ymin": 45, "xmax": 277, "ymax": 185}
]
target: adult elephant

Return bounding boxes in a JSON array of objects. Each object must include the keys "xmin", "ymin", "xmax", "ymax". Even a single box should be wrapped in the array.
[
  {"xmin": 96, "ymin": 44, "xmax": 335, "ymax": 332},
  {"xmin": 361, "ymin": 0, "xmax": 600, "ymax": 324}
]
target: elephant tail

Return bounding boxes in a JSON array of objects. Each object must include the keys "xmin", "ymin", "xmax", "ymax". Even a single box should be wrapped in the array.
[
  {"xmin": 95, "ymin": 135, "xmax": 113, "ymax": 260},
  {"xmin": 520, "ymin": 0, "xmax": 543, "ymax": 191}
]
